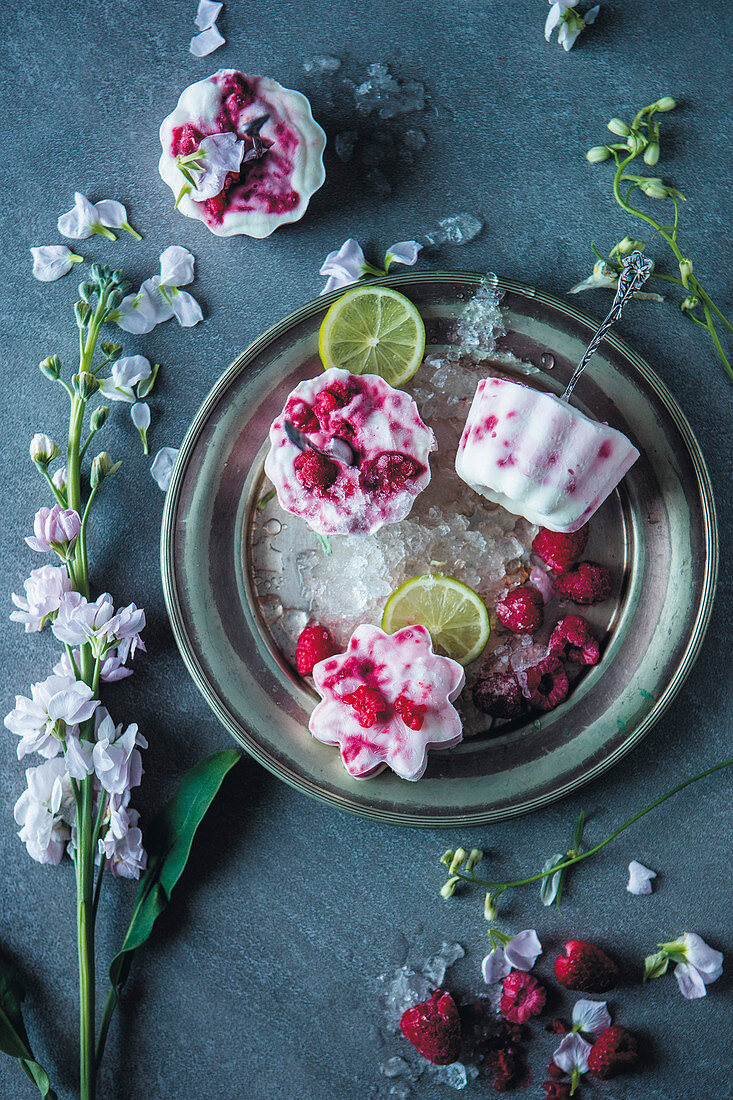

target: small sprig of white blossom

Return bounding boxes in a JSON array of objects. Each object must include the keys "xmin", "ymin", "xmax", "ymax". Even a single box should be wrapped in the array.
[
  {"xmin": 114, "ymin": 247, "xmax": 202, "ymax": 333},
  {"xmin": 319, "ymin": 237, "xmax": 422, "ymax": 295},
  {"xmin": 545, "ymin": 1, "xmax": 600, "ymax": 51},
  {"xmin": 58, "ymin": 192, "xmax": 141, "ymax": 241},
  {"xmin": 644, "ymin": 933, "xmax": 723, "ymax": 998}
]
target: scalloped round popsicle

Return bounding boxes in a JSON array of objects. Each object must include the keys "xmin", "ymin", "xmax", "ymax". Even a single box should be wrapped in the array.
[
  {"xmin": 455, "ymin": 377, "xmax": 639, "ymax": 532},
  {"xmin": 264, "ymin": 367, "xmax": 436, "ymax": 536},
  {"xmin": 309, "ymin": 624, "xmax": 465, "ymax": 781},
  {"xmin": 159, "ymin": 69, "xmax": 326, "ymax": 237}
]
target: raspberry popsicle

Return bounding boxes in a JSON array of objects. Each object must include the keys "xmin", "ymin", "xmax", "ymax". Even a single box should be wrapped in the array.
[
  {"xmin": 455, "ymin": 377, "xmax": 639, "ymax": 532},
  {"xmin": 309, "ymin": 624, "xmax": 465, "ymax": 781},
  {"xmin": 264, "ymin": 367, "xmax": 436, "ymax": 536}
]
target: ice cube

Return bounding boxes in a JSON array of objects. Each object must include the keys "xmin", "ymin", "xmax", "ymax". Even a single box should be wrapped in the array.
[
  {"xmin": 303, "ymin": 54, "xmax": 342, "ymax": 74},
  {"xmin": 428, "ymin": 1061, "xmax": 470, "ymax": 1089},
  {"xmin": 424, "ymin": 941, "xmax": 466, "ymax": 985},
  {"xmin": 380, "ymin": 1056, "xmax": 413, "ymax": 1079},
  {"xmin": 388, "ymin": 1086, "xmax": 410, "ymax": 1100},
  {"xmin": 421, "ymin": 214, "xmax": 483, "ymax": 247},
  {"xmin": 378, "ymin": 966, "xmax": 432, "ymax": 1032},
  {"xmin": 403, "ymin": 128, "xmax": 427, "ymax": 151}
]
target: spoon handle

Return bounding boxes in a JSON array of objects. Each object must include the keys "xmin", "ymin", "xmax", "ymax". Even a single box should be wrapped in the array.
[{"xmin": 561, "ymin": 250, "xmax": 654, "ymax": 401}]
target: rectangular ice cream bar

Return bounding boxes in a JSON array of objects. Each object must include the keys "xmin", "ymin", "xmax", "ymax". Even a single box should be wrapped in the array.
[{"xmin": 455, "ymin": 377, "xmax": 640, "ymax": 532}]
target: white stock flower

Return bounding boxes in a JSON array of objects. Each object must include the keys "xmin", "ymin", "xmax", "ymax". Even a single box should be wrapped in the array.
[
  {"xmin": 190, "ymin": 132, "xmax": 244, "ymax": 201},
  {"xmin": 569, "ymin": 260, "xmax": 664, "ymax": 300},
  {"xmin": 107, "ymin": 603, "xmax": 146, "ymax": 662},
  {"xmin": 10, "ymin": 565, "xmax": 72, "ymax": 632},
  {"xmin": 92, "ymin": 709, "xmax": 148, "ymax": 796},
  {"xmin": 319, "ymin": 239, "xmax": 367, "ymax": 295},
  {"xmin": 4, "ymin": 675, "xmax": 99, "ymax": 760},
  {"xmin": 553, "ymin": 1032, "xmax": 592, "ymax": 1076},
  {"xmin": 190, "ymin": 24, "xmax": 225, "ymax": 56},
  {"xmin": 31, "ymin": 245, "xmax": 83, "ymax": 282},
  {"xmin": 58, "ymin": 192, "xmax": 114, "ymax": 240},
  {"xmin": 545, "ymin": 1, "xmax": 572, "ymax": 40},
  {"xmin": 54, "ymin": 648, "xmax": 133, "ymax": 683},
  {"xmin": 482, "ymin": 930, "xmax": 542, "ymax": 984},
  {"xmin": 26, "ymin": 504, "xmax": 81, "ymax": 554},
  {"xmin": 52, "ymin": 591, "xmax": 116, "ymax": 651},
  {"xmin": 195, "ymin": 0, "xmax": 223, "ymax": 29},
  {"xmin": 99, "ymin": 809, "xmax": 147, "ymax": 879},
  {"xmin": 98, "ymin": 355, "xmax": 153, "ymax": 403},
  {"xmin": 545, "ymin": 2, "xmax": 600, "ymax": 51},
  {"xmin": 150, "ymin": 447, "xmax": 179, "ymax": 491},
  {"xmin": 64, "ymin": 731, "xmax": 94, "ymax": 780},
  {"xmin": 666, "ymin": 934, "xmax": 724, "ymax": 999},
  {"xmin": 14, "ymin": 757, "xmax": 75, "ymax": 864},
  {"xmin": 384, "ymin": 240, "xmax": 422, "ymax": 270},
  {"xmin": 627, "ymin": 860, "xmax": 657, "ymax": 895},
  {"xmin": 115, "ymin": 247, "xmax": 202, "ymax": 333},
  {"xmin": 571, "ymin": 999, "xmax": 611, "ymax": 1038}
]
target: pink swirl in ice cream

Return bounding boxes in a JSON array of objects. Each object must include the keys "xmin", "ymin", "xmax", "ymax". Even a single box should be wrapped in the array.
[
  {"xmin": 455, "ymin": 377, "xmax": 639, "ymax": 532},
  {"xmin": 159, "ymin": 70, "xmax": 326, "ymax": 237},
  {"xmin": 264, "ymin": 367, "xmax": 436, "ymax": 536},
  {"xmin": 309, "ymin": 624, "xmax": 465, "ymax": 781}
]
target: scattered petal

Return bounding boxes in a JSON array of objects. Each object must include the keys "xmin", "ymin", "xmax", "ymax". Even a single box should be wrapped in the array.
[
  {"xmin": 31, "ymin": 245, "xmax": 83, "ymax": 282},
  {"xmin": 553, "ymin": 1032, "xmax": 592, "ymax": 1075},
  {"xmin": 57, "ymin": 192, "xmax": 100, "ymax": 239},
  {"xmin": 319, "ymin": 238, "xmax": 366, "ymax": 293},
  {"xmin": 627, "ymin": 860, "xmax": 657, "ymax": 895},
  {"xmin": 195, "ymin": 0, "xmax": 223, "ymax": 29},
  {"xmin": 674, "ymin": 961, "xmax": 707, "ymax": 999},
  {"xmin": 151, "ymin": 447, "xmax": 179, "ymax": 491},
  {"xmin": 385, "ymin": 240, "xmax": 422, "ymax": 269},
  {"xmin": 505, "ymin": 929, "xmax": 543, "ymax": 971},
  {"xmin": 169, "ymin": 288, "xmax": 204, "ymax": 327},
  {"xmin": 482, "ymin": 947, "xmax": 512, "ymax": 985},
  {"xmin": 159, "ymin": 245, "xmax": 196, "ymax": 287},
  {"xmin": 571, "ymin": 999, "xmax": 611, "ymax": 1038},
  {"xmin": 190, "ymin": 24, "xmax": 225, "ymax": 56},
  {"xmin": 585, "ymin": 4, "xmax": 601, "ymax": 23},
  {"xmin": 131, "ymin": 402, "xmax": 151, "ymax": 430},
  {"xmin": 680, "ymin": 934, "xmax": 724, "ymax": 982}
]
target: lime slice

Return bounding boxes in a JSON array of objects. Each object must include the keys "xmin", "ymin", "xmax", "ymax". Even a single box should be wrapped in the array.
[
  {"xmin": 318, "ymin": 284, "xmax": 426, "ymax": 386},
  {"xmin": 381, "ymin": 574, "xmax": 490, "ymax": 666}
]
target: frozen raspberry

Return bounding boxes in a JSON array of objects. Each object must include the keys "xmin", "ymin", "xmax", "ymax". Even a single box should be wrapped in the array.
[
  {"xmin": 487, "ymin": 1021, "xmax": 525, "ymax": 1091},
  {"xmin": 500, "ymin": 972, "xmax": 546, "ymax": 1024},
  {"xmin": 341, "ymin": 685, "xmax": 388, "ymax": 728},
  {"xmin": 554, "ymin": 940, "xmax": 619, "ymax": 993},
  {"xmin": 542, "ymin": 1082, "xmax": 571, "ymax": 1099},
  {"xmin": 490, "ymin": 1050, "xmax": 517, "ymax": 1092},
  {"xmin": 313, "ymin": 382, "xmax": 353, "ymax": 425},
  {"xmin": 287, "ymin": 399, "xmax": 319, "ymax": 432},
  {"xmin": 394, "ymin": 694, "xmax": 426, "ymax": 730},
  {"xmin": 293, "ymin": 450, "xmax": 338, "ymax": 492},
  {"xmin": 496, "ymin": 585, "xmax": 544, "ymax": 634},
  {"xmin": 170, "ymin": 122, "xmax": 203, "ymax": 157},
  {"xmin": 587, "ymin": 1025, "xmax": 638, "ymax": 1079},
  {"xmin": 546, "ymin": 1058, "xmax": 565, "ymax": 1075},
  {"xmin": 555, "ymin": 562, "xmax": 612, "ymax": 605},
  {"xmin": 359, "ymin": 451, "xmax": 423, "ymax": 494},
  {"xmin": 522, "ymin": 657, "xmax": 569, "ymax": 711},
  {"xmin": 400, "ymin": 988, "xmax": 461, "ymax": 1065},
  {"xmin": 532, "ymin": 526, "xmax": 589, "ymax": 572},
  {"xmin": 549, "ymin": 615, "xmax": 600, "ymax": 665},
  {"xmin": 295, "ymin": 624, "xmax": 338, "ymax": 675},
  {"xmin": 472, "ymin": 671, "xmax": 525, "ymax": 719},
  {"xmin": 546, "ymin": 1021, "xmax": 567, "ymax": 1036}
]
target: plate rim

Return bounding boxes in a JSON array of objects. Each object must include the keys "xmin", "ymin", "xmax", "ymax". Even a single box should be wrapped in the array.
[{"xmin": 160, "ymin": 272, "xmax": 719, "ymax": 827}]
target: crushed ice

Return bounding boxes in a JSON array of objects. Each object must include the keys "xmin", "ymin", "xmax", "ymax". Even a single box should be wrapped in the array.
[{"xmin": 421, "ymin": 214, "xmax": 484, "ymax": 248}]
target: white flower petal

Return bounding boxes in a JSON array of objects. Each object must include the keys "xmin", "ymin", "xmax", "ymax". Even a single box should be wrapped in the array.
[
  {"xmin": 150, "ymin": 448, "xmax": 179, "ymax": 492},
  {"xmin": 674, "ymin": 961, "xmax": 707, "ymax": 999},
  {"xmin": 385, "ymin": 240, "xmax": 422, "ymax": 267},
  {"xmin": 57, "ymin": 192, "xmax": 98, "ymax": 239},
  {"xmin": 319, "ymin": 239, "xmax": 366, "ymax": 282},
  {"xmin": 159, "ymin": 245, "xmax": 196, "ymax": 288},
  {"xmin": 553, "ymin": 1033, "xmax": 592, "ymax": 1074},
  {"xmin": 93, "ymin": 199, "xmax": 128, "ymax": 229},
  {"xmin": 131, "ymin": 402, "xmax": 151, "ymax": 430},
  {"xmin": 169, "ymin": 289, "xmax": 203, "ymax": 327},
  {"xmin": 681, "ymin": 934, "xmax": 724, "ymax": 982},
  {"xmin": 545, "ymin": 3, "xmax": 564, "ymax": 39},
  {"xmin": 504, "ymin": 929, "xmax": 543, "ymax": 971},
  {"xmin": 571, "ymin": 999, "xmax": 611, "ymax": 1038},
  {"xmin": 482, "ymin": 947, "xmax": 512, "ymax": 985},
  {"xmin": 190, "ymin": 24, "xmax": 225, "ymax": 56},
  {"xmin": 192, "ymin": 132, "xmax": 244, "ymax": 200},
  {"xmin": 30, "ymin": 245, "xmax": 80, "ymax": 282},
  {"xmin": 627, "ymin": 860, "xmax": 657, "ymax": 895},
  {"xmin": 195, "ymin": 0, "xmax": 223, "ymax": 29},
  {"xmin": 319, "ymin": 273, "xmax": 354, "ymax": 296},
  {"xmin": 585, "ymin": 4, "xmax": 601, "ymax": 24}
]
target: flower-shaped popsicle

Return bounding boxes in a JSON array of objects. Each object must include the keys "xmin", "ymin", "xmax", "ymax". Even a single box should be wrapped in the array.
[
  {"xmin": 265, "ymin": 367, "xmax": 435, "ymax": 536},
  {"xmin": 309, "ymin": 624, "xmax": 465, "ymax": 782},
  {"xmin": 158, "ymin": 69, "xmax": 326, "ymax": 237}
]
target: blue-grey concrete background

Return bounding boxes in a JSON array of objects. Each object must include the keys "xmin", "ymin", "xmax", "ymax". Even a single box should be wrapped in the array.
[{"xmin": 0, "ymin": 1, "xmax": 731, "ymax": 1097}]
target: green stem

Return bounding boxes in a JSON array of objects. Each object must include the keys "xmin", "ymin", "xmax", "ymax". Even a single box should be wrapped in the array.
[
  {"xmin": 92, "ymin": 857, "xmax": 106, "ymax": 924},
  {"xmin": 95, "ymin": 988, "xmax": 116, "ymax": 1073},
  {"xmin": 78, "ymin": 486, "xmax": 98, "ymax": 589},
  {"xmin": 65, "ymin": 644, "xmax": 80, "ymax": 679},
  {"xmin": 700, "ymin": 302, "xmax": 733, "ymax": 379},
  {"xmin": 76, "ymin": 775, "xmax": 96, "ymax": 1100},
  {"xmin": 452, "ymin": 760, "xmax": 732, "ymax": 893},
  {"xmin": 39, "ymin": 466, "xmax": 66, "ymax": 506}
]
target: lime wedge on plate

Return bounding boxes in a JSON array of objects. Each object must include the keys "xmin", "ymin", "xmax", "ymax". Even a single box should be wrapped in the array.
[
  {"xmin": 381, "ymin": 574, "xmax": 490, "ymax": 665},
  {"xmin": 318, "ymin": 284, "xmax": 426, "ymax": 386}
]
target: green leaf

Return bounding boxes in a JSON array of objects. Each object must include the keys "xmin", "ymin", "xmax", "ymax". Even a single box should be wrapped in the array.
[
  {"xmin": 108, "ymin": 749, "xmax": 240, "ymax": 995},
  {"xmin": 643, "ymin": 950, "xmax": 670, "ymax": 982},
  {"xmin": 572, "ymin": 808, "xmax": 586, "ymax": 849},
  {"xmin": 539, "ymin": 854, "xmax": 565, "ymax": 907},
  {"xmin": 136, "ymin": 362, "xmax": 160, "ymax": 399},
  {"xmin": 0, "ymin": 955, "xmax": 57, "ymax": 1098}
]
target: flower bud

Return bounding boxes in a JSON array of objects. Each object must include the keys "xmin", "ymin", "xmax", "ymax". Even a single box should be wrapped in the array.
[
  {"xmin": 440, "ymin": 876, "xmax": 460, "ymax": 900},
  {"xmin": 90, "ymin": 451, "xmax": 121, "ymax": 489},
  {"xmin": 607, "ymin": 118, "xmax": 630, "ymax": 136},
  {"xmin": 466, "ymin": 848, "xmax": 484, "ymax": 871},
  {"xmin": 586, "ymin": 145, "xmax": 611, "ymax": 163},
  {"xmin": 90, "ymin": 262, "xmax": 103, "ymax": 281},
  {"xmin": 680, "ymin": 294, "xmax": 699, "ymax": 313},
  {"xmin": 613, "ymin": 236, "xmax": 645, "ymax": 257},
  {"xmin": 440, "ymin": 849, "xmax": 455, "ymax": 867},
  {"xmin": 52, "ymin": 466, "xmax": 67, "ymax": 493},
  {"xmin": 74, "ymin": 300, "xmax": 92, "ymax": 328},
  {"xmin": 30, "ymin": 433, "xmax": 60, "ymax": 467},
  {"xmin": 101, "ymin": 342, "xmax": 122, "ymax": 359},
  {"xmin": 90, "ymin": 405, "xmax": 110, "ymax": 432},
  {"xmin": 39, "ymin": 355, "xmax": 61, "ymax": 380},
  {"xmin": 449, "ymin": 847, "xmax": 468, "ymax": 874},
  {"xmin": 78, "ymin": 281, "xmax": 95, "ymax": 302},
  {"xmin": 484, "ymin": 892, "xmax": 499, "ymax": 922},
  {"xmin": 638, "ymin": 178, "xmax": 668, "ymax": 198},
  {"xmin": 654, "ymin": 96, "xmax": 677, "ymax": 112},
  {"xmin": 73, "ymin": 372, "xmax": 100, "ymax": 399},
  {"xmin": 678, "ymin": 258, "xmax": 693, "ymax": 287},
  {"xmin": 626, "ymin": 131, "xmax": 647, "ymax": 156},
  {"xmin": 643, "ymin": 142, "xmax": 660, "ymax": 166}
]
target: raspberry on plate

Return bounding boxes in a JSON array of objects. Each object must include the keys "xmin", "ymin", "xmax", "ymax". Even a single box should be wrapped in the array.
[
  {"xmin": 521, "ymin": 657, "xmax": 569, "ymax": 711},
  {"xmin": 548, "ymin": 615, "xmax": 600, "ymax": 665},
  {"xmin": 496, "ymin": 585, "xmax": 544, "ymax": 634},
  {"xmin": 555, "ymin": 562, "xmax": 612, "ymax": 605},
  {"xmin": 472, "ymin": 670, "xmax": 525, "ymax": 719},
  {"xmin": 295, "ymin": 623, "xmax": 338, "ymax": 675},
  {"xmin": 587, "ymin": 1025, "xmax": 638, "ymax": 1079},
  {"xmin": 400, "ymin": 988, "xmax": 461, "ymax": 1065},
  {"xmin": 532, "ymin": 525, "xmax": 589, "ymax": 571},
  {"xmin": 554, "ymin": 940, "xmax": 619, "ymax": 993},
  {"xmin": 500, "ymin": 972, "xmax": 546, "ymax": 1024}
]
